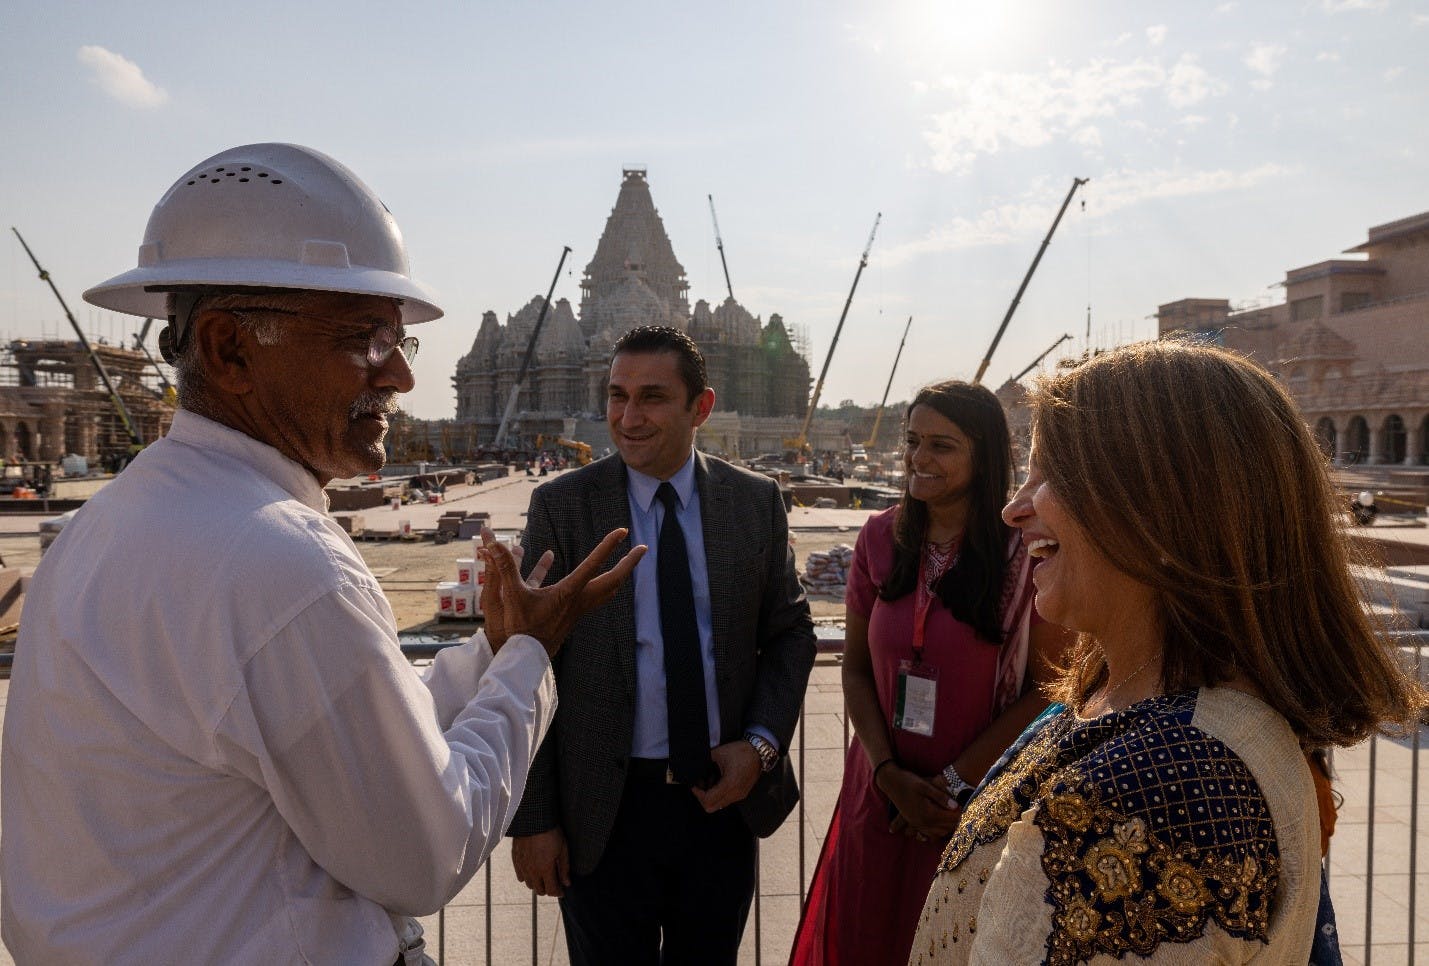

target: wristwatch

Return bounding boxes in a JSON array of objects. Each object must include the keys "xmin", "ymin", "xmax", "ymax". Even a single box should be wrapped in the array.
[
  {"xmin": 744, "ymin": 732, "xmax": 779, "ymax": 773},
  {"xmin": 942, "ymin": 763, "xmax": 975, "ymax": 806}
]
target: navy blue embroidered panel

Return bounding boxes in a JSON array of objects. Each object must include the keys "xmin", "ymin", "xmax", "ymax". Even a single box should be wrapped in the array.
[{"xmin": 938, "ymin": 691, "xmax": 1280, "ymax": 964}]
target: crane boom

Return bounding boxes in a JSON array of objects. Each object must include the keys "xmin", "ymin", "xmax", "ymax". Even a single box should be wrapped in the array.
[
  {"xmin": 11, "ymin": 227, "xmax": 143, "ymax": 448},
  {"xmin": 133, "ymin": 317, "xmax": 175, "ymax": 396},
  {"xmin": 972, "ymin": 177, "xmax": 1088, "ymax": 385},
  {"xmin": 493, "ymin": 246, "xmax": 572, "ymax": 449},
  {"xmin": 797, "ymin": 212, "xmax": 881, "ymax": 451},
  {"xmin": 1011, "ymin": 333, "xmax": 1072, "ymax": 383},
  {"xmin": 865, "ymin": 315, "xmax": 912, "ymax": 448},
  {"xmin": 708, "ymin": 194, "xmax": 734, "ymax": 302}
]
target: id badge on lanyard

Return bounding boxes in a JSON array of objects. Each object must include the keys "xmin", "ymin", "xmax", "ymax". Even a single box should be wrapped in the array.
[{"xmin": 893, "ymin": 552, "xmax": 939, "ymax": 738}]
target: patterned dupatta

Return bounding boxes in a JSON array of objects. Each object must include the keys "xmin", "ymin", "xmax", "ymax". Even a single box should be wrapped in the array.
[{"xmin": 990, "ymin": 532, "xmax": 1035, "ymax": 716}]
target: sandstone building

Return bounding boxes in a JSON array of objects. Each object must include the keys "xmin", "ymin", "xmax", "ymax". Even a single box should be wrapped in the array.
[
  {"xmin": 452, "ymin": 168, "xmax": 812, "ymax": 454},
  {"xmin": 0, "ymin": 339, "xmax": 173, "ymax": 464},
  {"xmin": 1157, "ymin": 210, "xmax": 1429, "ymax": 467}
]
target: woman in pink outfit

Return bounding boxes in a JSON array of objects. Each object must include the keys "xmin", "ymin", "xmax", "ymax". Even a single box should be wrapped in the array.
[{"xmin": 791, "ymin": 381, "xmax": 1071, "ymax": 966}]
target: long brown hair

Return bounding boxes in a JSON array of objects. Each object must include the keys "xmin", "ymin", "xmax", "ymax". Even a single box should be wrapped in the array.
[
  {"xmin": 1030, "ymin": 340, "xmax": 1425, "ymax": 745},
  {"xmin": 879, "ymin": 381, "xmax": 1014, "ymax": 644}
]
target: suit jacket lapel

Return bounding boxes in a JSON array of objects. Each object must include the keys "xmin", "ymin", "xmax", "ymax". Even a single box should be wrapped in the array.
[{"xmin": 588, "ymin": 456, "xmax": 637, "ymax": 696}]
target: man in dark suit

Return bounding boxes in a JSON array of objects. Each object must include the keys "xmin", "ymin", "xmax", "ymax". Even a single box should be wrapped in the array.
[{"xmin": 509, "ymin": 325, "xmax": 817, "ymax": 964}]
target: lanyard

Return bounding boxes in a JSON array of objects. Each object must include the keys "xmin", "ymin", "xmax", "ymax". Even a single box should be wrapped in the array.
[{"xmin": 911, "ymin": 539, "xmax": 958, "ymax": 663}]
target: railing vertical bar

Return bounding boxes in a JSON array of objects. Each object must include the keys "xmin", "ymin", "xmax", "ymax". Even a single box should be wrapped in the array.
[
  {"xmin": 1366, "ymin": 733, "xmax": 1378, "ymax": 966},
  {"xmin": 484, "ymin": 860, "xmax": 492, "ymax": 966},
  {"xmin": 755, "ymin": 839, "xmax": 764, "ymax": 966},
  {"xmin": 438, "ymin": 906, "xmax": 445, "ymax": 965},
  {"xmin": 1326, "ymin": 747, "xmax": 1334, "ymax": 884},
  {"xmin": 531, "ymin": 892, "xmax": 539, "ymax": 965},
  {"xmin": 1409, "ymin": 642, "xmax": 1422, "ymax": 966},
  {"xmin": 799, "ymin": 698, "xmax": 808, "ymax": 904}
]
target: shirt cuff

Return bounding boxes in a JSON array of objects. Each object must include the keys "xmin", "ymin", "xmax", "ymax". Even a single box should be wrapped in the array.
[
  {"xmin": 482, "ymin": 631, "xmax": 551, "ymax": 668},
  {"xmin": 746, "ymin": 724, "xmax": 779, "ymax": 753}
]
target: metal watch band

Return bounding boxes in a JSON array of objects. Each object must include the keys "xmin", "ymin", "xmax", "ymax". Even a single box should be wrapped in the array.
[
  {"xmin": 744, "ymin": 732, "xmax": 778, "ymax": 773},
  {"xmin": 942, "ymin": 763, "xmax": 975, "ymax": 805}
]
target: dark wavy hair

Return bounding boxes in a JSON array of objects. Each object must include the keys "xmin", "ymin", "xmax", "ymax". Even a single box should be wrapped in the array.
[
  {"xmin": 611, "ymin": 325, "xmax": 707, "ymax": 405},
  {"xmin": 878, "ymin": 380, "xmax": 1014, "ymax": 644}
]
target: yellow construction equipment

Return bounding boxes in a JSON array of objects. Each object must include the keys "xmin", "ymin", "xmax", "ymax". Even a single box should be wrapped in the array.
[{"xmin": 536, "ymin": 434, "xmax": 593, "ymax": 466}]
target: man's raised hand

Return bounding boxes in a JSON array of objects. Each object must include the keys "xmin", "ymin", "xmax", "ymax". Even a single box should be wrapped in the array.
[{"xmin": 478, "ymin": 527, "xmax": 646, "ymax": 655}]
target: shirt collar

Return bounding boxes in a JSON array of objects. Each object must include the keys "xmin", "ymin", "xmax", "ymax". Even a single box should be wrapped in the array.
[
  {"xmin": 627, "ymin": 449, "xmax": 697, "ymax": 513},
  {"xmin": 165, "ymin": 409, "xmax": 329, "ymax": 512}
]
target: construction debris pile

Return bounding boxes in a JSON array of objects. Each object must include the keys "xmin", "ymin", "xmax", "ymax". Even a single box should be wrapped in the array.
[{"xmin": 800, "ymin": 545, "xmax": 854, "ymax": 597}]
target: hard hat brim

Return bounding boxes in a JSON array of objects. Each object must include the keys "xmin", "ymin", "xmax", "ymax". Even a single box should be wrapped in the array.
[{"xmin": 84, "ymin": 259, "xmax": 444, "ymax": 324}]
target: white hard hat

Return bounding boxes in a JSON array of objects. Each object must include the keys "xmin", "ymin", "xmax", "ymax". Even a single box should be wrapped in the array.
[
  {"xmin": 1358, "ymin": 491, "xmax": 1375, "ymax": 505},
  {"xmin": 84, "ymin": 143, "xmax": 442, "ymax": 324}
]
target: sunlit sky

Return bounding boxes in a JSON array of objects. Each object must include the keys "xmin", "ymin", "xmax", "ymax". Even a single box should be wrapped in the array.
[{"xmin": 3, "ymin": 1, "xmax": 1426, "ymax": 419}]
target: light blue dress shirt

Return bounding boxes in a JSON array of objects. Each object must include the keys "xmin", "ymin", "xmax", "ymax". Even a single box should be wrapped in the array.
[
  {"xmin": 626, "ymin": 451, "xmax": 777, "ymax": 760},
  {"xmin": 626, "ymin": 453, "xmax": 720, "ymax": 759}
]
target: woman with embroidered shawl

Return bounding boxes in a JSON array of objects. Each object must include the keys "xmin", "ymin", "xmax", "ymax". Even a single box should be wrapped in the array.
[
  {"xmin": 910, "ymin": 342, "xmax": 1426, "ymax": 964},
  {"xmin": 791, "ymin": 381, "xmax": 1073, "ymax": 966}
]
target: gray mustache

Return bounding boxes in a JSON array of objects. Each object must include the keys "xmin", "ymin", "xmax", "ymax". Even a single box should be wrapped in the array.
[{"xmin": 350, "ymin": 392, "xmax": 399, "ymax": 420}]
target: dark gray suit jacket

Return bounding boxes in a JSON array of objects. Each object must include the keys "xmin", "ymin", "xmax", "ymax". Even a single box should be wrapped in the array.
[{"xmin": 507, "ymin": 451, "xmax": 817, "ymax": 875}]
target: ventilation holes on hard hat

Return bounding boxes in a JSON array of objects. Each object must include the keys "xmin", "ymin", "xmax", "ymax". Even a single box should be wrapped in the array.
[{"xmin": 184, "ymin": 169, "xmax": 281, "ymax": 187}]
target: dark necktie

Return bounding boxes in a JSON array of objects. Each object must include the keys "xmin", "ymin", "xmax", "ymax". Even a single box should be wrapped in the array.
[{"xmin": 656, "ymin": 482, "xmax": 714, "ymax": 786}]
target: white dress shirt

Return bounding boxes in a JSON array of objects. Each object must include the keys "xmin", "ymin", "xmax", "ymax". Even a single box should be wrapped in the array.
[{"xmin": 0, "ymin": 410, "xmax": 556, "ymax": 965}]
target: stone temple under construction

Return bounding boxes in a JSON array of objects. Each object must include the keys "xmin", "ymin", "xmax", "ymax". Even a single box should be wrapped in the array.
[{"xmin": 452, "ymin": 169, "xmax": 813, "ymax": 455}]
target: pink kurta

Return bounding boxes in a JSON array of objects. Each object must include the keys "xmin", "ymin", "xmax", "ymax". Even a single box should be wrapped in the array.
[{"xmin": 791, "ymin": 506, "xmax": 1035, "ymax": 966}]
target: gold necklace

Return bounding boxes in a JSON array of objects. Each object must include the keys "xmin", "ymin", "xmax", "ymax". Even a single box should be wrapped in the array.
[{"xmin": 1095, "ymin": 652, "xmax": 1159, "ymax": 710}]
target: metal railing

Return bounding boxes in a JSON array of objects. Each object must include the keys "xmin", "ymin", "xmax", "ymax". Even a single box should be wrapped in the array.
[
  {"xmin": 413, "ymin": 634, "xmax": 1429, "ymax": 966},
  {"xmin": 1327, "ymin": 636, "xmax": 1427, "ymax": 966}
]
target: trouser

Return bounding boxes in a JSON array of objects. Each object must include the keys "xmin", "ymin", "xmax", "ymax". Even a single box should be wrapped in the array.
[{"xmin": 560, "ymin": 760, "xmax": 757, "ymax": 966}]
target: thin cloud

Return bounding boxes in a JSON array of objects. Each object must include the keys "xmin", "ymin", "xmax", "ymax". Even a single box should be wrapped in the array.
[
  {"xmin": 1322, "ymin": 0, "xmax": 1387, "ymax": 10},
  {"xmin": 77, "ymin": 46, "xmax": 168, "ymax": 108},
  {"xmin": 1147, "ymin": 25, "xmax": 1168, "ymax": 46},
  {"xmin": 1413, "ymin": 13, "xmax": 1429, "ymax": 27},
  {"xmin": 881, "ymin": 164, "xmax": 1291, "ymax": 265},
  {"xmin": 1382, "ymin": 66, "xmax": 1405, "ymax": 81},
  {"xmin": 920, "ymin": 55, "xmax": 1226, "ymax": 173},
  {"xmin": 1167, "ymin": 55, "xmax": 1228, "ymax": 108},
  {"xmin": 1244, "ymin": 43, "xmax": 1286, "ymax": 90}
]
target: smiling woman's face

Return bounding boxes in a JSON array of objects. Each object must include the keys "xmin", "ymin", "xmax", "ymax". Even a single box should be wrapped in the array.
[
  {"xmin": 1002, "ymin": 445, "xmax": 1152, "ymax": 637},
  {"xmin": 903, "ymin": 404, "xmax": 976, "ymax": 512}
]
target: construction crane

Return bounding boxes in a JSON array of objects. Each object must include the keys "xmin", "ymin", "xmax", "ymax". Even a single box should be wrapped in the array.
[
  {"xmin": 972, "ymin": 177, "xmax": 1088, "ymax": 385},
  {"xmin": 708, "ymin": 194, "xmax": 735, "ymax": 302},
  {"xmin": 792, "ymin": 212, "xmax": 881, "ymax": 455},
  {"xmin": 865, "ymin": 315, "xmax": 912, "ymax": 449},
  {"xmin": 1010, "ymin": 333, "xmax": 1073, "ymax": 383},
  {"xmin": 536, "ymin": 434, "xmax": 593, "ymax": 466},
  {"xmin": 493, "ymin": 245, "xmax": 572, "ymax": 449},
  {"xmin": 133, "ymin": 316, "xmax": 178, "ymax": 403},
  {"xmin": 11, "ymin": 227, "xmax": 144, "ymax": 452}
]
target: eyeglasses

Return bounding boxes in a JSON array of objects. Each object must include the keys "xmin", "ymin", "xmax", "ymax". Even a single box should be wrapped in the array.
[{"xmin": 229, "ymin": 306, "xmax": 419, "ymax": 367}]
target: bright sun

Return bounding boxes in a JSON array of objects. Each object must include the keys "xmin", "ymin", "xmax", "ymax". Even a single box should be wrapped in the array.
[{"xmin": 890, "ymin": 0, "xmax": 1031, "ymax": 71}]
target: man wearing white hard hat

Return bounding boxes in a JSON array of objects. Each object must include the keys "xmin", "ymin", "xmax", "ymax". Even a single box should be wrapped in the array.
[{"xmin": 0, "ymin": 143, "xmax": 644, "ymax": 965}]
